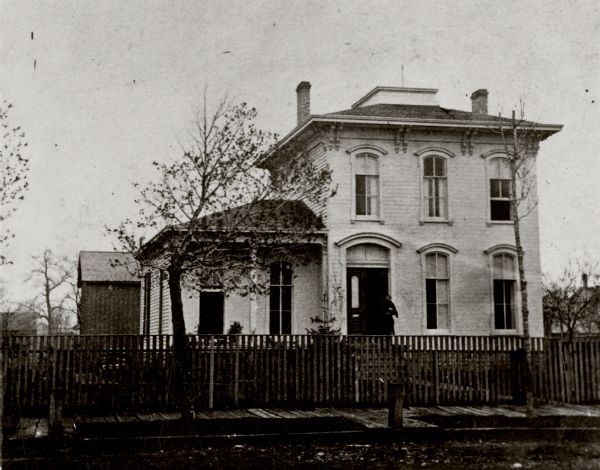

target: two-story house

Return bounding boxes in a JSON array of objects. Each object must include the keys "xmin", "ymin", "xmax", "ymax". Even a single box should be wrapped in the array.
[{"xmin": 141, "ymin": 82, "xmax": 561, "ymax": 337}]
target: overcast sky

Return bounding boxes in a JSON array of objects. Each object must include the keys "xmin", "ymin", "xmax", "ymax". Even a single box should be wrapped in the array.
[{"xmin": 1, "ymin": 0, "xmax": 599, "ymax": 302}]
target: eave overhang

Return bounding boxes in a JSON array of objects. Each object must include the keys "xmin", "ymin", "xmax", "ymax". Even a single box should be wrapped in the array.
[{"xmin": 261, "ymin": 113, "xmax": 563, "ymax": 166}]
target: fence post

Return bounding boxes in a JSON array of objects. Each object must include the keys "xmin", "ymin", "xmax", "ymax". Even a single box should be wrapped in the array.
[
  {"xmin": 48, "ymin": 338, "xmax": 63, "ymax": 436},
  {"xmin": 387, "ymin": 381, "xmax": 403, "ymax": 429}
]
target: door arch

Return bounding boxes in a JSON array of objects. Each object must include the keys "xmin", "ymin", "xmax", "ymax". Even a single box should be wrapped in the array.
[{"xmin": 335, "ymin": 234, "xmax": 401, "ymax": 335}]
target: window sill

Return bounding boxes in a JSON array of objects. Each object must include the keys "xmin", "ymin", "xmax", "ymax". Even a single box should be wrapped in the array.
[
  {"xmin": 351, "ymin": 217, "xmax": 385, "ymax": 225},
  {"xmin": 419, "ymin": 219, "xmax": 453, "ymax": 226},
  {"xmin": 492, "ymin": 329, "xmax": 518, "ymax": 335},
  {"xmin": 487, "ymin": 220, "xmax": 514, "ymax": 226},
  {"xmin": 424, "ymin": 329, "xmax": 451, "ymax": 335}
]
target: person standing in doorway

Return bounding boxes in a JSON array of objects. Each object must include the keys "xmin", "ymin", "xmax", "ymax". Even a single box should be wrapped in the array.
[{"xmin": 379, "ymin": 295, "xmax": 398, "ymax": 335}]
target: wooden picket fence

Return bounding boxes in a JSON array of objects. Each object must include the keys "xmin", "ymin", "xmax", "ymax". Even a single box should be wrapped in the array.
[{"xmin": 2, "ymin": 334, "xmax": 600, "ymax": 414}]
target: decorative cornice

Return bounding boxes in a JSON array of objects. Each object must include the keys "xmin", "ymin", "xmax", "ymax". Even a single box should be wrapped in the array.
[
  {"xmin": 484, "ymin": 243, "xmax": 517, "ymax": 255},
  {"xmin": 335, "ymin": 232, "xmax": 402, "ymax": 248},
  {"xmin": 319, "ymin": 122, "xmax": 343, "ymax": 151},
  {"xmin": 480, "ymin": 149, "xmax": 508, "ymax": 159},
  {"xmin": 414, "ymin": 146, "xmax": 456, "ymax": 158},
  {"xmin": 416, "ymin": 243, "xmax": 458, "ymax": 254},
  {"xmin": 345, "ymin": 143, "xmax": 388, "ymax": 155}
]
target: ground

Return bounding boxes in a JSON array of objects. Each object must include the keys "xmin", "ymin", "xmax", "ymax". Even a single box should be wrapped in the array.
[{"xmin": 4, "ymin": 439, "xmax": 600, "ymax": 469}]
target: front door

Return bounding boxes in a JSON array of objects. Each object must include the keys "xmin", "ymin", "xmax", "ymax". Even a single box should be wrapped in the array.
[
  {"xmin": 199, "ymin": 291, "xmax": 224, "ymax": 334},
  {"xmin": 347, "ymin": 268, "xmax": 388, "ymax": 335}
]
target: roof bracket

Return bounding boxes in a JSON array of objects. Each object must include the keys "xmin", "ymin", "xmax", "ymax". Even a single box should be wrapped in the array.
[
  {"xmin": 395, "ymin": 126, "xmax": 410, "ymax": 153},
  {"xmin": 461, "ymin": 128, "xmax": 477, "ymax": 155},
  {"xmin": 319, "ymin": 122, "xmax": 343, "ymax": 151}
]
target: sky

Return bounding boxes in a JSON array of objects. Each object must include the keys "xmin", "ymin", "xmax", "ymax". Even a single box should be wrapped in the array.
[{"xmin": 1, "ymin": 0, "xmax": 599, "ymax": 302}]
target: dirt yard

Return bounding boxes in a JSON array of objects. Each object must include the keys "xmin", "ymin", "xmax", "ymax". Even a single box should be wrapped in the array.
[{"xmin": 3, "ymin": 439, "xmax": 600, "ymax": 469}]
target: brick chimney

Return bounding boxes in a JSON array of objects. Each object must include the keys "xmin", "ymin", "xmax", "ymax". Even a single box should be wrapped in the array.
[
  {"xmin": 296, "ymin": 81, "xmax": 311, "ymax": 125},
  {"xmin": 471, "ymin": 89, "xmax": 488, "ymax": 116},
  {"xmin": 583, "ymin": 273, "xmax": 589, "ymax": 289}
]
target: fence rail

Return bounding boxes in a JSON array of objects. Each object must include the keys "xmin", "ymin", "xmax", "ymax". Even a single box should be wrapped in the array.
[{"xmin": 2, "ymin": 334, "xmax": 599, "ymax": 414}]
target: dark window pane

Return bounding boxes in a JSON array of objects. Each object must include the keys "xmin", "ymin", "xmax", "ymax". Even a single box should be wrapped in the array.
[
  {"xmin": 281, "ymin": 286, "xmax": 292, "ymax": 311},
  {"xmin": 281, "ymin": 263, "xmax": 292, "ymax": 285},
  {"xmin": 270, "ymin": 262, "xmax": 280, "ymax": 284},
  {"xmin": 491, "ymin": 200, "xmax": 511, "ymax": 221},
  {"xmin": 490, "ymin": 179, "xmax": 501, "ymax": 198},
  {"xmin": 426, "ymin": 303, "xmax": 437, "ymax": 329},
  {"xmin": 269, "ymin": 309, "xmax": 280, "ymax": 334},
  {"xmin": 281, "ymin": 311, "xmax": 291, "ymax": 334},
  {"xmin": 426, "ymin": 279, "xmax": 437, "ymax": 303},
  {"xmin": 424, "ymin": 157, "xmax": 434, "ymax": 176},
  {"xmin": 501, "ymin": 179, "xmax": 511, "ymax": 198},
  {"xmin": 504, "ymin": 281, "xmax": 514, "ymax": 329},
  {"xmin": 355, "ymin": 176, "xmax": 366, "ymax": 215},
  {"xmin": 270, "ymin": 288, "xmax": 279, "ymax": 312},
  {"xmin": 434, "ymin": 157, "xmax": 445, "ymax": 176}
]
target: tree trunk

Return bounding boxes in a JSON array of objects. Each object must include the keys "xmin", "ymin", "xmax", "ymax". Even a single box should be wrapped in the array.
[
  {"xmin": 511, "ymin": 111, "xmax": 534, "ymax": 418},
  {"xmin": 167, "ymin": 266, "xmax": 193, "ymax": 421}
]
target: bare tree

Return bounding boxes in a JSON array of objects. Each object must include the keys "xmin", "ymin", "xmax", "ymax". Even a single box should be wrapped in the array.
[
  {"xmin": 0, "ymin": 101, "xmax": 30, "ymax": 264},
  {"xmin": 543, "ymin": 257, "xmax": 600, "ymax": 341},
  {"xmin": 26, "ymin": 249, "xmax": 75, "ymax": 334},
  {"xmin": 110, "ymin": 98, "xmax": 330, "ymax": 417},
  {"xmin": 497, "ymin": 103, "xmax": 547, "ymax": 417}
]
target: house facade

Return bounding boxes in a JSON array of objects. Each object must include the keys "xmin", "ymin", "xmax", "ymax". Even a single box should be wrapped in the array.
[{"xmin": 141, "ymin": 83, "xmax": 561, "ymax": 337}]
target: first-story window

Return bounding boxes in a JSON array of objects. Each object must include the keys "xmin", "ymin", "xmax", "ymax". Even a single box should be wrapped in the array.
[
  {"xmin": 425, "ymin": 252, "xmax": 449, "ymax": 330},
  {"xmin": 493, "ymin": 253, "xmax": 516, "ymax": 329},
  {"xmin": 269, "ymin": 261, "xmax": 292, "ymax": 334}
]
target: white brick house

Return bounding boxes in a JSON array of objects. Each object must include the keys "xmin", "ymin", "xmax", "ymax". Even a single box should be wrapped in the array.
[{"xmin": 141, "ymin": 83, "xmax": 561, "ymax": 337}]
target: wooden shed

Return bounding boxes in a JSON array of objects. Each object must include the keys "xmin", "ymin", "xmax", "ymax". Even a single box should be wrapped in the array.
[{"xmin": 77, "ymin": 251, "xmax": 140, "ymax": 334}]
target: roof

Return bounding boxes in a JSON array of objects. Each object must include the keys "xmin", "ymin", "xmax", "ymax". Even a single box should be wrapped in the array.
[
  {"xmin": 200, "ymin": 199, "xmax": 324, "ymax": 231},
  {"xmin": 265, "ymin": 91, "xmax": 563, "ymax": 159},
  {"xmin": 140, "ymin": 200, "xmax": 324, "ymax": 258},
  {"xmin": 78, "ymin": 251, "xmax": 140, "ymax": 284},
  {"xmin": 325, "ymin": 103, "xmax": 515, "ymax": 123}
]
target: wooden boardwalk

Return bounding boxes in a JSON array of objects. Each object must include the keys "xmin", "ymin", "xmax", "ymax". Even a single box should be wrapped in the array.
[{"xmin": 9, "ymin": 404, "xmax": 600, "ymax": 441}]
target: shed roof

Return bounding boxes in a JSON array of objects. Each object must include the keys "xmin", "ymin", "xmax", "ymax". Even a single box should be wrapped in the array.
[{"xmin": 78, "ymin": 251, "xmax": 140, "ymax": 284}]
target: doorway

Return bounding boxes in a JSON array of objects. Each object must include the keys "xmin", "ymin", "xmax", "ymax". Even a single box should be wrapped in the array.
[
  {"xmin": 347, "ymin": 268, "xmax": 389, "ymax": 335},
  {"xmin": 198, "ymin": 291, "xmax": 224, "ymax": 334}
]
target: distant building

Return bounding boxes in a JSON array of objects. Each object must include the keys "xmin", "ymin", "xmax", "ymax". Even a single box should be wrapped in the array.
[
  {"xmin": 0, "ymin": 308, "xmax": 39, "ymax": 336},
  {"xmin": 78, "ymin": 251, "xmax": 140, "ymax": 334}
]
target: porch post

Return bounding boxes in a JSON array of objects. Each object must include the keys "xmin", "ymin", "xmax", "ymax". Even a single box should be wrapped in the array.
[
  {"xmin": 249, "ymin": 247, "xmax": 258, "ymax": 333},
  {"xmin": 321, "ymin": 242, "xmax": 329, "ymax": 321}
]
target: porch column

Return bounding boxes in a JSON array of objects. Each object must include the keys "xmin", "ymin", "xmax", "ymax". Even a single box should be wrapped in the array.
[
  {"xmin": 321, "ymin": 242, "xmax": 329, "ymax": 321},
  {"xmin": 249, "ymin": 247, "xmax": 258, "ymax": 333}
]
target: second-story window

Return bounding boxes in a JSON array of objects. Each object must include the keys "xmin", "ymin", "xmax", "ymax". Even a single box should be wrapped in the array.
[
  {"xmin": 354, "ymin": 153, "xmax": 379, "ymax": 217},
  {"xmin": 423, "ymin": 156, "xmax": 447, "ymax": 219},
  {"xmin": 489, "ymin": 157, "xmax": 512, "ymax": 221}
]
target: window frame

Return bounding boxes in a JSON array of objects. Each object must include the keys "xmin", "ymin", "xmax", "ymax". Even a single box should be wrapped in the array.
[
  {"xmin": 348, "ymin": 145, "xmax": 386, "ymax": 223},
  {"xmin": 417, "ymin": 243, "xmax": 458, "ymax": 334},
  {"xmin": 269, "ymin": 261, "xmax": 293, "ymax": 334},
  {"xmin": 485, "ymin": 245, "xmax": 521, "ymax": 335},
  {"xmin": 483, "ymin": 153, "xmax": 514, "ymax": 225},
  {"xmin": 415, "ymin": 147, "xmax": 454, "ymax": 225}
]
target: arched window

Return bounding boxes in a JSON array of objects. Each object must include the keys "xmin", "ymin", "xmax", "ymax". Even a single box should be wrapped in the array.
[
  {"xmin": 269, "ymin": 261, "xmax": 293, "ymax": 334},
  {"xmin": 423, "ymin": 156, "xmax": 447, "ymax": 219},
  {"xmin": 492, "ymin": 253, "xmax": 516, "ymax": 330},
  {"xmin": 354, "ymin": 153, "xmax": 379, "ymax": 217},
  {"xmin": 424, "ymin": 252, "xmax": 450, "ymax": 330},
  {"xmin": 489, "ymin": 157, "xmax": 512, "ymax": 221}
]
